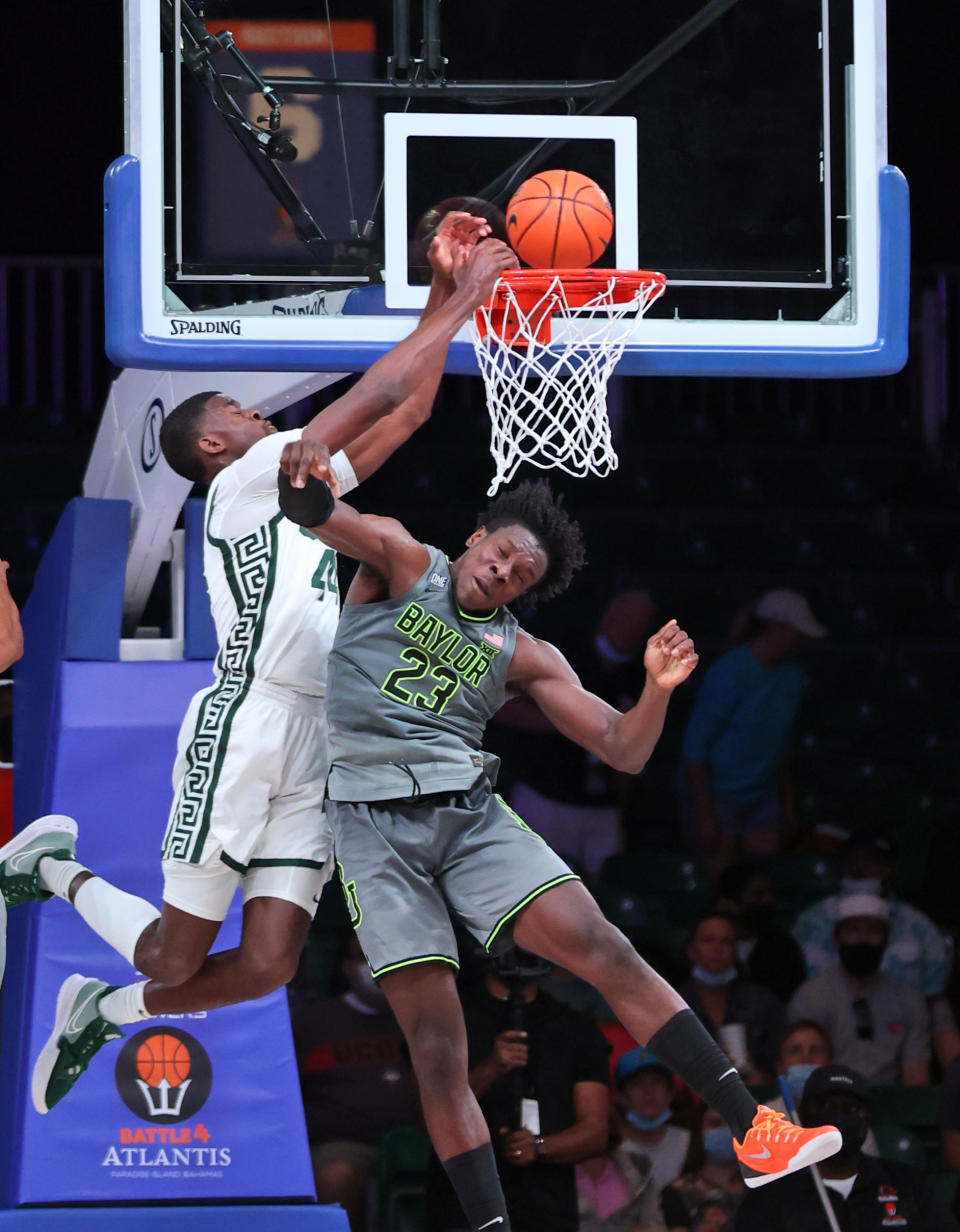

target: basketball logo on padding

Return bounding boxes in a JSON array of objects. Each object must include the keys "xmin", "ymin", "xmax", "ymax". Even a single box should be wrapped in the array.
[{"xmin": 115, "ymin": 1027, "xmax": 213, "ymax": 1123}]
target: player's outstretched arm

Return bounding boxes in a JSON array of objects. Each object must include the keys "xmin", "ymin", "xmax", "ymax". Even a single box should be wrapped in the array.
[
  {"xmin": 508, "ymin": 620, "xmax": 698, "ymax": 774},
  {"xmin": 299, "ymin": 236, "xmax": 517, "ymax": 461},
  {"xmin": 334, "ymin": 213, "xmax": 496, "ymax": 483},
  {"xmin": 277, "ymin": 465, "xmax": 430, "ymax": 596}
]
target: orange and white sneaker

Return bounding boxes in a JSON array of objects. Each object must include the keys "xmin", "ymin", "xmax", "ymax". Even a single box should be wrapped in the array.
[{"xmin": 735, "ymin": 1105, "xmax": 842, "ymax": 1188}]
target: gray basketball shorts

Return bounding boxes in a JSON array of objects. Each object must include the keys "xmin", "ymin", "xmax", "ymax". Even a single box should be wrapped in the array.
[{"xmin": 327, "ymin": 776, "xmax": 580, "ymax": 979}]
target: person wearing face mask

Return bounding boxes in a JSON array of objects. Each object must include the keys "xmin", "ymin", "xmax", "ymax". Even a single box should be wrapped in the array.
[
  {"xmin": 677, "ymin": 915, "xmax": 785, "ymax": 1082},
  {"xmin": 792, "ymin": 830, "xmax": 950, "ymax": 997},
  {"xmin": 788, "ymin": 896, "xmax": 931, "ymax": 1086},
  {"xmin": 715, "ymin": 861, "xmax": 807, "ymax": 1003},
  {"xmin": 734, "ymin": 1065, "xmax": 960, "ymax": 1232},
  {"xmin": 485, "ymin": 588, "xmax": 656, "ymax": 875},
  {"xmin": 765, "ymin": 1018, "xmax": 880, "ymax": 1157},
  {"xmin": 290, "ymin": 929, "xmax": 417, "ymax": 1232},
  {"xmin": 614, "ymin": 1048, "xmax": 693, "ymax": 1197},
  {"xmin": 660, "ymin": 1106, "xmax": 745, "ymax": 1232}
]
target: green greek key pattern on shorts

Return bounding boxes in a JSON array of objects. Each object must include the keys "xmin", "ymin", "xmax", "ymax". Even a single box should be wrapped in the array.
[
  {"xmin": 162, "ymin": 506, "xmax": 280, "ymax": 863},
  {"xmin": 161, "ymin": 674, "xmax": 251, "ymax": 862}
]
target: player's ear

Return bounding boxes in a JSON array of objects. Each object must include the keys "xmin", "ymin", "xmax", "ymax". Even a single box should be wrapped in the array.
[
  {"xmin": 465, "ymin": 526, "xmax": 488, "ymax": 547},
  {"xmin": 196, "ymin": 431, "xmax": 225, "ymax": 457}
]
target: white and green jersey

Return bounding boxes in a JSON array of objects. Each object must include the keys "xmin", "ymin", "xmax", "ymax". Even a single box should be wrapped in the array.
[
  {"xmin": 203, "ymin": 429, "xmax": 356, "ymax": 695},
  {"xmin": 326, "ymin": 546, "xmax": 518, "ymax": 802}
]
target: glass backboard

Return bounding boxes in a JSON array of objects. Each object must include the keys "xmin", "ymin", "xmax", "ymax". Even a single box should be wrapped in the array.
[{"xmin": 106, "ymin": 0, "xmax": 908, "ymax": 376}]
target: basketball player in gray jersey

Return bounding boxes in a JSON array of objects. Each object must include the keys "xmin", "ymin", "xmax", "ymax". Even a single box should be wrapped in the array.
[{"xmin": 278, "ymin": 474, "xmax": 842, "ymax": 1232}]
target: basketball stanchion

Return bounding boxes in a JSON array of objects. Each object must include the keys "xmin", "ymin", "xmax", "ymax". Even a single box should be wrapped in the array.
[{"xmin": 471, "ymin": 268, "xmax": 666, "ymax": 494}]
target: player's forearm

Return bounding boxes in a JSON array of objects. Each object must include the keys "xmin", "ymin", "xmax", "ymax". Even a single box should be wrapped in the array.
[
  {"xmin": 302, "ymin": 280, "xmax": 480, "ymax": 455},
  {"xmin": 602, "ymin": 676, "xmax": 674, "ymax": 773}
]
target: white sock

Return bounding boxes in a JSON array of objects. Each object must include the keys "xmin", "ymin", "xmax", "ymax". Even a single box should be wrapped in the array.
[
  {"xmin": 72, "ymin": 877, "xmax": 162, "ymax": 968},
  {"xmin": 38, "ymin": 856, "xmax": 88, "ymax": 901},
  {"xmin": 99, "ymin": 981, "xmax": 151, "ymax": 1025}
]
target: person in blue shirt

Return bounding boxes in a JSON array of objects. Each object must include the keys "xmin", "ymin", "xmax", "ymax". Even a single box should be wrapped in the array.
[{"xmin": 680, "ymin": 589, "xmax": 826, "ymax": 872}]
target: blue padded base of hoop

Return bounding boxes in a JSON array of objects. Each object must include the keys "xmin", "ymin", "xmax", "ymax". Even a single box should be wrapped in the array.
[{"xmin": 104, "ymin": 156, "xmax": 908, "ymax": 377}]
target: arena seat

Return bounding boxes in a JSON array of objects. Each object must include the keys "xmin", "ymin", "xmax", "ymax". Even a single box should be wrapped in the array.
[
  {"xmin": 596, "ymin": 851, "xmax": 712, "ymax": 928},
  {"xmin": 767, "ymin": 851, "xmax": 842, "ymax": 923},
  {"xmin": 870, "ymin": 1086, "xmax": 944, "ymax": 1172},
  {"xmin": 377, "ymin": 1126, "xmax": 431, "ymax": 1232},
  {"xmin": 873, "ymin": 1125, "xmax": 928, "ymax": 1169}
]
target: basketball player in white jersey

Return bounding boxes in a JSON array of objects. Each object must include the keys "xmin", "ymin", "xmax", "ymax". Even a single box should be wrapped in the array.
[{"xmin": 0, "ymin": 216, "xmax": 518, "ymax": 1113}]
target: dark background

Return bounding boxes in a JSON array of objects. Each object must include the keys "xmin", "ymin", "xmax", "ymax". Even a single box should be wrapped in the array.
[
  {"xmin": 3, "ymin": 1, "xmax": 958, "ymax": 265},
  {"xmin": 1, "ymin": 3, "xmax": 958, "ymax": 859}
]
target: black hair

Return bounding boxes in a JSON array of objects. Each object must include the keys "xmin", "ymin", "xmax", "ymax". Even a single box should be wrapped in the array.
[
  {"xmin": 159, "ymin": 391, "xmax": 222, "ymax": 483},
  {"xmin": 477, "ymin": 479, "xmax": 585, "ymax": 605}
]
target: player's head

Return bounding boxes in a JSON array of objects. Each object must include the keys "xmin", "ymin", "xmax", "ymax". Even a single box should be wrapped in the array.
[
  {"xmin": 160, "ymin": 392, "xmax": 277, "ymax": 483},
  {"xmin": 455, "ymin": 479, "xmax": 585, "ymax": 611}
]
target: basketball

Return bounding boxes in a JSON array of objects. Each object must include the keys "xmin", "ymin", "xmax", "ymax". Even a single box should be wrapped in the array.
[
  {"xmin": 505, "ymin": 170, "xmax": 614, "ymax": 268},
  {"xmin": 135, "ymin": 1032, "xmax": 192, "ymax": 1087}
]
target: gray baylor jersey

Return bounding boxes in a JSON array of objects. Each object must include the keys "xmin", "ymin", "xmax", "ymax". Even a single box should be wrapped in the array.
[{"xmin": 326, "ymin": 546, "xmax": 518, "ymax": 802}]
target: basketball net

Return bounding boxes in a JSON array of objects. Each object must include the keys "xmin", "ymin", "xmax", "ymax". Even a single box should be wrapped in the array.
[{"xmin": 471, "ymin": 269, "xmax": 666, "ymax": 495}]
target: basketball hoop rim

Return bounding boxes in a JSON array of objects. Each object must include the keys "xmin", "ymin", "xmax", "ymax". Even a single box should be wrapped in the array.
[{"xmin": 484, "ymin": 267, "xmax": 666, "ymax": 308}]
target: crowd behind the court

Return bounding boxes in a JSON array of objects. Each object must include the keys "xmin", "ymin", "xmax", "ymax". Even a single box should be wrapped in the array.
[{"xmin": 287, "ymin": 585, "xmax": 960, "ymax": 1232}]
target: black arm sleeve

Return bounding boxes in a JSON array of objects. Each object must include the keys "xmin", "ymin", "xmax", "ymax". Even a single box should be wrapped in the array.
[{"xmin": 277, "ymin": 470, "xmax": 335, "ymax": 527}]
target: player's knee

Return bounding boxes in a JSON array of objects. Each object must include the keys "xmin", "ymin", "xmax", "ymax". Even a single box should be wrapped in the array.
[
  {"xmin": 142, "ymin": 948, "xmax": 204, "ymax": 987},
  {"xmin": 242, "ymin": 946, "xmax": 299, "ymax": 996},
  {"xmin": 407, "ymin": 1018, "xmax": 465, "ymax": 1092}
]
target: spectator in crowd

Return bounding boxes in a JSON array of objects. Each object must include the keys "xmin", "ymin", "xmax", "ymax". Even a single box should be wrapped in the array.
[
  {"xmin": 426, "ymin": 947, "xmax": 610, "ymax": 1232},
  {"xmin": 788, "ymin": 895, "xmax": 931, "ymax": 1085},
  {"xmin": 766, "ymin": 1018, "xmax": 880, "ymax": 1157},
  {"xmin": 680, "ymin": 589, "xmax": 826, "ymax": 872},
  {"xmin": 734, "ymin": 1065, "xmax": 960, "ymax": 1232},
  {"xmin": 774, "ymin": 1019, "xmax": 834, "ymax": 1107},
  {"xmin": 677, "ymin": 915, "xmax": 785, "ymax": 1081},
  {"xmin": 577, "ymin": 1120, "xmax": 666, "ymax": 1232},
  {"xmin": 487, "ymin": 588, "xmax": 656, "ymax": 875},
  {"xmin": 290, "ymin": 930, "xmax": 417, "ymax": 1232},
  {"xmin": 0, "ymin": 560, "xmax": 23, "ymax": 672},
  {"xmin": 715, "ymin": 861, "xmax": 807, "ymax": 1002},
  {"xmin": 613, "ymin": 1048, "xmax": 692, "ymax": 1198},
  {"xmin": 793, "ymin": 829, "xmax": 951, "ymax": 997},
  {"xmin": 660, "ymin": 1105, "xmax": 745, "ymax": 1232}
]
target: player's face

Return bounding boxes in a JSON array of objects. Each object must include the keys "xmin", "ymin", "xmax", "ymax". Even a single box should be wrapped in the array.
[
  {"xmin": 198, "ymin": 394, "xmax": 277, "ymax": 462},
  {"xmin": 455, "ymin": 523, "xmax": 547, "ymax": 611}
]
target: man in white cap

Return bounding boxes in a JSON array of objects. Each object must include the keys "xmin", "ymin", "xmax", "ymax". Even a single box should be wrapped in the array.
[
  {"xmin": 681, "ymin": 589, "xmax": 826, "ymax": 871},
  {"xmin": 787, "ymin": 894, "xmax": 931, "ymax": 1086}
]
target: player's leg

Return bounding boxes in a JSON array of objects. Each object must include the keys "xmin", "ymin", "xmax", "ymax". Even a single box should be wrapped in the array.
[
  {"xmin": 0, "ymin": 813, "xmax": 167, "ymax": 982},
  {"xmin": 330, "ymin": 796, "xmax": 513, "ymax": 1232},
  {"xmin": 380, "ymin": 962, "xmax": 511, "ymax": 1232},
  {"xmin": 511, "ymin": 879, "xmax": 840, "ymax": 1185}
]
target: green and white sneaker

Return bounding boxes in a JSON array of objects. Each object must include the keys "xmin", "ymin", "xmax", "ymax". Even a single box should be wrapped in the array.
[
  {"xmin": 32, "ymin": 973, "xmax": 124, "ymax": 1113},
  {"xmin": 0, "ymin": 815, "xmax": 78, "ymax": 908}
]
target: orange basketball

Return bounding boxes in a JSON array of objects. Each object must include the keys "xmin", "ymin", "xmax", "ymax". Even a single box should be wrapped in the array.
[
  {"xmin": 505, "ymin": 170, "xmax": 614, "ymax": 268},
  {"xmin": 135, "ymin": 1032, "xmax": 192, "ymax": 1087}
]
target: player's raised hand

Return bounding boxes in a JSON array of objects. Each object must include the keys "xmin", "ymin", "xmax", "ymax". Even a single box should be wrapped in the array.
[
  {"xmin": 454, "ymin": 238, "xmax": 519, "ymax": 305},
  {"xmin": 279, "ymin": 438, "xmax": 342, "ymax": 495},
  {"xmin": 428, "ymin": 211, "xmax": 492, "ymax": 279},
  {"xmin": 643, "ymin": 619, "xmax": 698, "ymax": 689}
]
